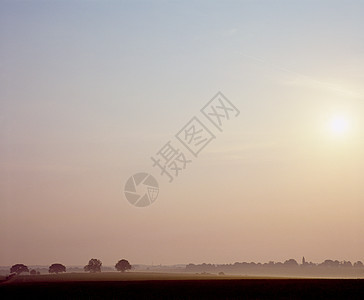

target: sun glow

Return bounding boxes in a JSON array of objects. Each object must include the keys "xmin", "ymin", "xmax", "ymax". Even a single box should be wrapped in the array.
[{"xmin": 328, "ymin": 114, "xmax": 351, "ymax": 137}]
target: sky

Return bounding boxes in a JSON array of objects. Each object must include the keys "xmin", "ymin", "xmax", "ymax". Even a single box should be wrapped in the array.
[{"xmin": 1, "ymin": 0, "xmax": 364, "ymax": 267}]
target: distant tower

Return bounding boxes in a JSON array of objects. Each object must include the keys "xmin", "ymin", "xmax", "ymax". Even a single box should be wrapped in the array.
[{"xmin": 302, "ymin": 257, "xmax": 306, "ymax": 265}]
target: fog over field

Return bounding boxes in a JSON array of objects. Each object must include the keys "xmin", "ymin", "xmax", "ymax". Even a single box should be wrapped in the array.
[{"xmin": 1, "ymin": 0, "xmax": 363, "ymax": 270}]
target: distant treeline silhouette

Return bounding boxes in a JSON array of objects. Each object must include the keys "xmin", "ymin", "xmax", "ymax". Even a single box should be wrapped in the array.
[{"xmin": 186, "ymin": 258, "xmax": 364, "ymax": 275}]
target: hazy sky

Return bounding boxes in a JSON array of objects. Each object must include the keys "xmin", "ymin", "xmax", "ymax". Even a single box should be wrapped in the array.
[{"xmin": 1, "ymin": 0, "xmax": 364, "ymax": 267}]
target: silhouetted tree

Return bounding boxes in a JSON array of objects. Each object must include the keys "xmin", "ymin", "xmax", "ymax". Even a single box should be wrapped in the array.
[
  {"xmin": 30, "ymin": 269, "xmax": 37, "ymax": 275},
  {"xmin": 49, "ymin": 263, "xmax": 66, "ymax": 274},
  {"xmin": 341, "ymin": 261, "xmax": 352, "ymax": 267},
  {"xmin": 10, "ymin": 264, "xmax": 29, "ymax": 274},
  {"xmin": 321, "ymin": 260, "xmax": 340, "ymax": 267},
  {"xmin": 354, "ymin": 261, "xmax": 363, "ymax": 267},
  {"xmin": 84, "ymin": 258, "xmax": 102, "ymax": 273},
  {"xmin": 115, "ymin": 259, "xmax": 132, "ymax": 272},
  {"xmin": 284, "ymin": 259, "xmax": 298, "ymax": 266}
]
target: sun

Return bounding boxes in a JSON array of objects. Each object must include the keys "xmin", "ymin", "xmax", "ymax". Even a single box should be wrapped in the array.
[{"xmin": 328, "ymin": 114, "xmax": 350, "ymax": 137}]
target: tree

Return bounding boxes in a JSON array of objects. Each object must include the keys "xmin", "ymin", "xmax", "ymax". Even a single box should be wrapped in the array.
[
  {"xmin": 284, "ymin": 259, "xmax": 298, "ymax": 266},
  {"xmin": 10, "ymin": 264, "xmax": 29, "ymax": 274},
  {"xmin": 84, "ymin": 258, "xmax": 102, "ymax": 273},
  {"xmin": 354, "ymin": 261, "xmax": 363, "ymax": 267},
  {"xmin": 321, "ymin": 260, "xmax": 340, "ymax": 267},
  {"xmin": 341, "ymin": 260, "xmax": 352, "ymax": 267},
  {"xmin": 49, "ymin": 263, "xmax": 66, "ymax": 274},
  {"xmin": 115, "ymin": 259, "xmax": 131, "ymax": 272},
  {"xmin": 30, "ymin": 269, "xmax": 37, "ymax": 275}
]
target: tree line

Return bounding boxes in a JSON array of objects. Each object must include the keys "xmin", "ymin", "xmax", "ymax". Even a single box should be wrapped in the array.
[
  {"xmin": 8, "ymin": 258, "xmax": 131, "ymax": 275},
  {"xmin": 186, "ymin": 257, "xmax": 364, "ymax": 272}
]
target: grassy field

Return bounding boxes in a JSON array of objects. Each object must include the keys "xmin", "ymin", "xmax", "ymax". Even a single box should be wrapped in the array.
[
  {"xmin": 0, "ymin": 271, "xmax": 285, "ymax": 283},
  {"xmin": 1, "ymin": 272, "xmax": 364, "ymax": 299}
]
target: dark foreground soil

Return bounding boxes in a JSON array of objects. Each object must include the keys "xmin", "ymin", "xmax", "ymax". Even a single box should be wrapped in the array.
[{"xmin": 1, "ymin": 278, "xmax": 364, "ymax": 299}]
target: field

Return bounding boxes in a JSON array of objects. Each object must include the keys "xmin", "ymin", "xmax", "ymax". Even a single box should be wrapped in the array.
[{"xmin": 1, "ymin": 272, "xmax": 364, "ymax": 299}]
